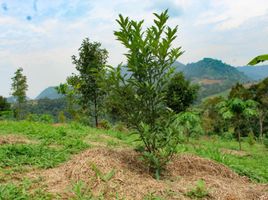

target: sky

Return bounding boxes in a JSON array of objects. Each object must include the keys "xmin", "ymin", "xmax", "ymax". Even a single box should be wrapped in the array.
[{"xmin": 0, "ymin": 0, "xmax": 268, "ymax": 98}]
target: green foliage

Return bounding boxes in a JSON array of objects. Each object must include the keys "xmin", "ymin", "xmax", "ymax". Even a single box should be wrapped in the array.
[
  {"xmin": 70, "ymin": 38, "xmax": 108, "ymax": 127},
  {"xmin": 70, "ymin": 180, "xmax": 93, "ymax": 200},
  {"xmin": 0, "ymin": 96, "xmax": 10, "ymax": 112},
  {"xmin": 0, "ymin": 180, "xmax": 51, "ymax": 200},
  {"xmin": 217, "ymin": 98, "xmax": 258, "ymax": 149},
  {"xmin": 175, "ymin": 111, "xmax": 203, "ymax": 141},
  {"xmin": 58, "ymin": 111, "xmax": 66, "ymax": 123},
  {"xmin": 98, "ymin": 119, "xmax": 111, "ymax": 129},
  {"xmin": 91, "ymin": 164, "xmax": 116, "ymax": 182},
  {"xmin": 166, "ymin": 72, "xmax": 199, "ymax": 113},
  {"xmin": 263, "ymin": 137, "xmax": 268, "ymax": 149},
  {"xmin": 186, "ymin": 179, "xmax": 209, "ymax": 199},
  {"xmin": 247, "ymin": 131, "xmax": 255, "ymax": 146},
  {"xmin": 26, "ymin": 114, "xmax": 54, "ymax": 124},
  {"xmin": 110, "ymin": 10, "xmax": 184, "ymax": 177},
  {"xmin": 248, "ymin": 54, "xmax": 268, "ymax": 65}
]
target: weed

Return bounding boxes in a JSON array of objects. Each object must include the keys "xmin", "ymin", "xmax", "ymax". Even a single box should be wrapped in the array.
[{"xmin": 186, "ymin": 179, "xmax": 209, "ymax": 199}]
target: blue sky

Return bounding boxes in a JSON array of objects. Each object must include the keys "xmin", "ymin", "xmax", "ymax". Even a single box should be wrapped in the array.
[{"xmin": 0, "ymin": 0, "xmax": 268, "ymax": 98}]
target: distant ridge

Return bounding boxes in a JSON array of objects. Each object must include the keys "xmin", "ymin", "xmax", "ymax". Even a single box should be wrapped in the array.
[
  {"xmin": 35, "ymin": 86, "xmax": 63, "ymax": 100},
  {"xmin": 237, "ymin": 65, "xmax": 268, "ymax": 80}
]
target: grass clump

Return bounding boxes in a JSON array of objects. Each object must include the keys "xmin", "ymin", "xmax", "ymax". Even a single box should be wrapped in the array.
[{"xmin": 186, "ymin": 179, "xmax": 209, "ymax": 199}]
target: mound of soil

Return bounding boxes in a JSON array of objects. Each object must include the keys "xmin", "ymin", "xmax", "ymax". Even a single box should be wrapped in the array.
[
  {"xmin": 0, "ymin": 135, "xmax": 33, "ymax": 145},
  {"xmin": 27, "ymin": 148, "xmax": 268, "ymax": 200}
]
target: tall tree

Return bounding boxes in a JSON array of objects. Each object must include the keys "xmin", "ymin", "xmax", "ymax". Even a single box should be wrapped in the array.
[
  {"xmin": 110, "ymin": 10, "xmax": 184, "ymax": 178},
  {"xmin": 11, "ymin": 68, "xmax": 28, "ymax": 119},
  {"xmin": 71, "ymin": 38, "xmax": 108, "ymax": 127}
]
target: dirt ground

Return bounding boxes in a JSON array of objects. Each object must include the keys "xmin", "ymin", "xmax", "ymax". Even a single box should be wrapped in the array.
[{"xmin": 27, "ymin": 148, "xmax": 268, "ymax": 200}]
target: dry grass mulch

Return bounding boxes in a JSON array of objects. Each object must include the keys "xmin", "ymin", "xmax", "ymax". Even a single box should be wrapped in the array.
[{"xmin": 27, "ymin": 148, "xmax": 268, "ymax": 200}]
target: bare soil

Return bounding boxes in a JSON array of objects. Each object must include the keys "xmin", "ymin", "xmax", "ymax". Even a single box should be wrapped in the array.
[
  {"xmin": 27, "ymin": 148, "xmax": 268, "ymax": 200},
  {"xmin": 0, "ymin": 134, "xmax": 34, "ymax": 145}
]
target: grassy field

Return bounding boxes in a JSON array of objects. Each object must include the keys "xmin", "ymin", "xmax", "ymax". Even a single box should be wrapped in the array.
[{"xmin": 0, "ymin": 120, "xmax": 267, "ymax": 199}]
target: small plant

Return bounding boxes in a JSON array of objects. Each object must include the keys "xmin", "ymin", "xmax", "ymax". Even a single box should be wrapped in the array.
[
  {"xmin": 91, "ymin": 164, "xmax": 116, "ymax": 182},
  {"xmin": 186, "ymin": 179, "xmax": 209, "ymax": 199},
  {"xmin": 70, "ymin": 180, "xmax": 93, "ymax": 200},
  {"xmin": 98, "ymin": 119, "xmax": 111, "ymax": 130},
  {"xmin": 247, "ymin": 131, "xmax": 255, "ymax": 146}
]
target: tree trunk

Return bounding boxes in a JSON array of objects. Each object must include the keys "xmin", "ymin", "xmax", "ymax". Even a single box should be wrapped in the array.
[
  {"xmin": 94, "ymin": 97, "xmax": 98, "ymax": 128},
  {"xmin": 238, "ymin": 129, "xmax": 242, "ymax": 151},
  {"xmin": 259, "ymin": 112, "xmax": 264, "ymax": 143}
]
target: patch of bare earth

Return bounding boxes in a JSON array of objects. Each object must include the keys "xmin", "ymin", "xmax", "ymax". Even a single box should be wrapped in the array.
[
  {"xmin": 0, "ymin": 134, "xmax": 35, "ymax": 145},
  {"xmin": 27, "ymin": 148, "xmax": 268, "ymax": 200},
  {"xmin": 221, "ymin": 148, "xmax": 251, "ymax": 157},
  {"xmin": 199, "ymin": 79, "xmax": 223, "ymax": 85}
]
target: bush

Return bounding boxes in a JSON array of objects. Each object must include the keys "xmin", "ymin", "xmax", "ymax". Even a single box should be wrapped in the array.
[
  {"xmin": 98, "ymin": 119, "xmax": 111, "ymax": 129},
  {"xmin": 247, "ymin": 131, "xmax": 255, "ymax": 146},
  {"xmin": 222, "ymin": 131, "xmax": 234, "ymax": 141},
  {"xmin": 0, "ymin": 111, "xmax": 14, "ymax": 120},
  {"xmin": 26, "ymin": 114, "xmax": 54, "ymax": 124},
  {"xmin": 58, "ymin": 111, "xmax": 66, "ymax": 123},
  {"xmin": 113, "ymin": 122, "xmax": 128, "ymax": 133},
  {"xmin": 264, "ymin": 137, "xmax": 268, "ymax": 149}
]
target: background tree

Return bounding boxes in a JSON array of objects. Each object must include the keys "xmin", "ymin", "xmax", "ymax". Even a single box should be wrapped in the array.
[
  {"xmin": 175, "ymin": 111, "xmax": 203, "ymax": 142},
  {"xmin": 110, "ymin": 10, "xmax": 185, "ymax": 178},
  {"xmin": 217, "ymin": 98, "xmax": 258, "ymax": 150},
  {"xmin": 11, "ymin": 68, "xmax": 28, "ymax": 119},
  {"xmin": 166, "ymin": 72, "xmax": 199, "ymax": 113},
  {"xmin": 0, "ymin": 96, "xmax": 10, "ymax": 112},
  {"xmin": 70, "ymin": 38, "xmax": 108, "ymax": 127}
]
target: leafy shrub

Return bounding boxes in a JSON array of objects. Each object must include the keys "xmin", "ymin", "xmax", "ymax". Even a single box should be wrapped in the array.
[
  {"xmin": 98, "ymin": 119, "xmax": 111, "ymax": 129},
  {"xmin": 0, "ymin": 111, "xmax": 14, "ymax": 120},
  {"xmin": 247, "ymin": 131, "xmax": 255, "ymax": 146},
  {"xmin": 263, "ymin": 137, "xmax": 268, "ymax": 149},
  {"xmin": 113, "ymin": 122, "xmax": 128, "ymax": 133},
  {"xmin": 222, "ymin": 131, "xmax": 234, "ymax": 141},
  {"xmin": 186, "ymin": 179, "xmax": 209, "ymax": 199},
  {"xmin": 58, "ymin": 111, "xmax": 66, "ymax": 123},
  {"xmin": 26, "ymin": 114, "xmax": 54, "ymax": 124}
]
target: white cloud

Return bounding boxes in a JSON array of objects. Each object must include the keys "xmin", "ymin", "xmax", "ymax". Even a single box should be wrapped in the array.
[{"xmin": 196, "ymin": 0, "xmax": 268, "ymax": 30}]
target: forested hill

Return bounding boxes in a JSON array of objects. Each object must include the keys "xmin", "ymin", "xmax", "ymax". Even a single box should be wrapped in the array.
[
  {"xmin": 237, "ymin": 65, "xmax": 268, "ymax": 80},
  {"xmin": 35, "ymin": 86, "xmax": 62, "ymax": 100},
  {"xmin": 174, "ymin": 58, "xmax": 252, "ymax": 99},
  {"xmin": 34, "ymin": 58, "xmax": 253, "ymax": 101}
]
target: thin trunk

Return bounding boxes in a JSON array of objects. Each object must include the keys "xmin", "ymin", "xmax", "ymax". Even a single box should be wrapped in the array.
[
  {"xmin": 94, "ymin": 97, "xmax": 98, "ymax": 128},
  {"xmin": 259, "ymin": 112, "xmax": 264, "ymax": 143},
  {"xmin": 238, "ymin": 129, "xmax": 242, "ymax": 150}
]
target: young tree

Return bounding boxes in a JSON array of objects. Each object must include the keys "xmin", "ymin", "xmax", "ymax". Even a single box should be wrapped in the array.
[
  {"xmin": 175, "ymin": 111, "xmax": 203, "ymax": 142},
  {"xmin": 166, "ymin": 72, "xmax": 199, "ymax": 113},
  {"xmin": 110, "ymin": 10, "xmax": 184, "ymax": 178},
  {"xmin": 11, "ymin": 68, "xmax": 28, "ymax": 119},
  {"xmin": 71, "ymin": 38, "xmax": 108, "ymax": 127},
  {"xmin": 217, "ymin": 98, "xmax": 258, "ymax": 150}
]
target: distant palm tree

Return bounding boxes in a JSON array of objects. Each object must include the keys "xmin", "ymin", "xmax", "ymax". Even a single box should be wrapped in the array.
[{"xmin": 248, "ymin": 54, "xmax": 268, "ymax": 65}]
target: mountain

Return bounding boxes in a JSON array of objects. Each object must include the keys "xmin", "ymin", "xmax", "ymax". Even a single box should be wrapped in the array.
[
  {"xmin": 174, "ymin": 58, "xmax": 252, "ymax": 99},
  {"xmin": 237, "ymin": 65, "xmax": 268, "ymax": 80},
  {"xmin": 35, "ymin": 87, "xmax": 63, "ymax": 100},
  {"xmin": 6, "ymin": 96, "xmax": 31, "ymax": 103}
]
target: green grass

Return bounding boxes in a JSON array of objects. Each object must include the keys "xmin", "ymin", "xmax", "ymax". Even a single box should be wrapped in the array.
[{"xmin": 0, "ymin": 120, "xmax": 267, "ymax": 199}]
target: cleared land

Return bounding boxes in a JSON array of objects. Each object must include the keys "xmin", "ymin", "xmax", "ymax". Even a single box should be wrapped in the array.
[{"xmin": 0, "ymin": 121, "xmax": 267, "ymax": 199}]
